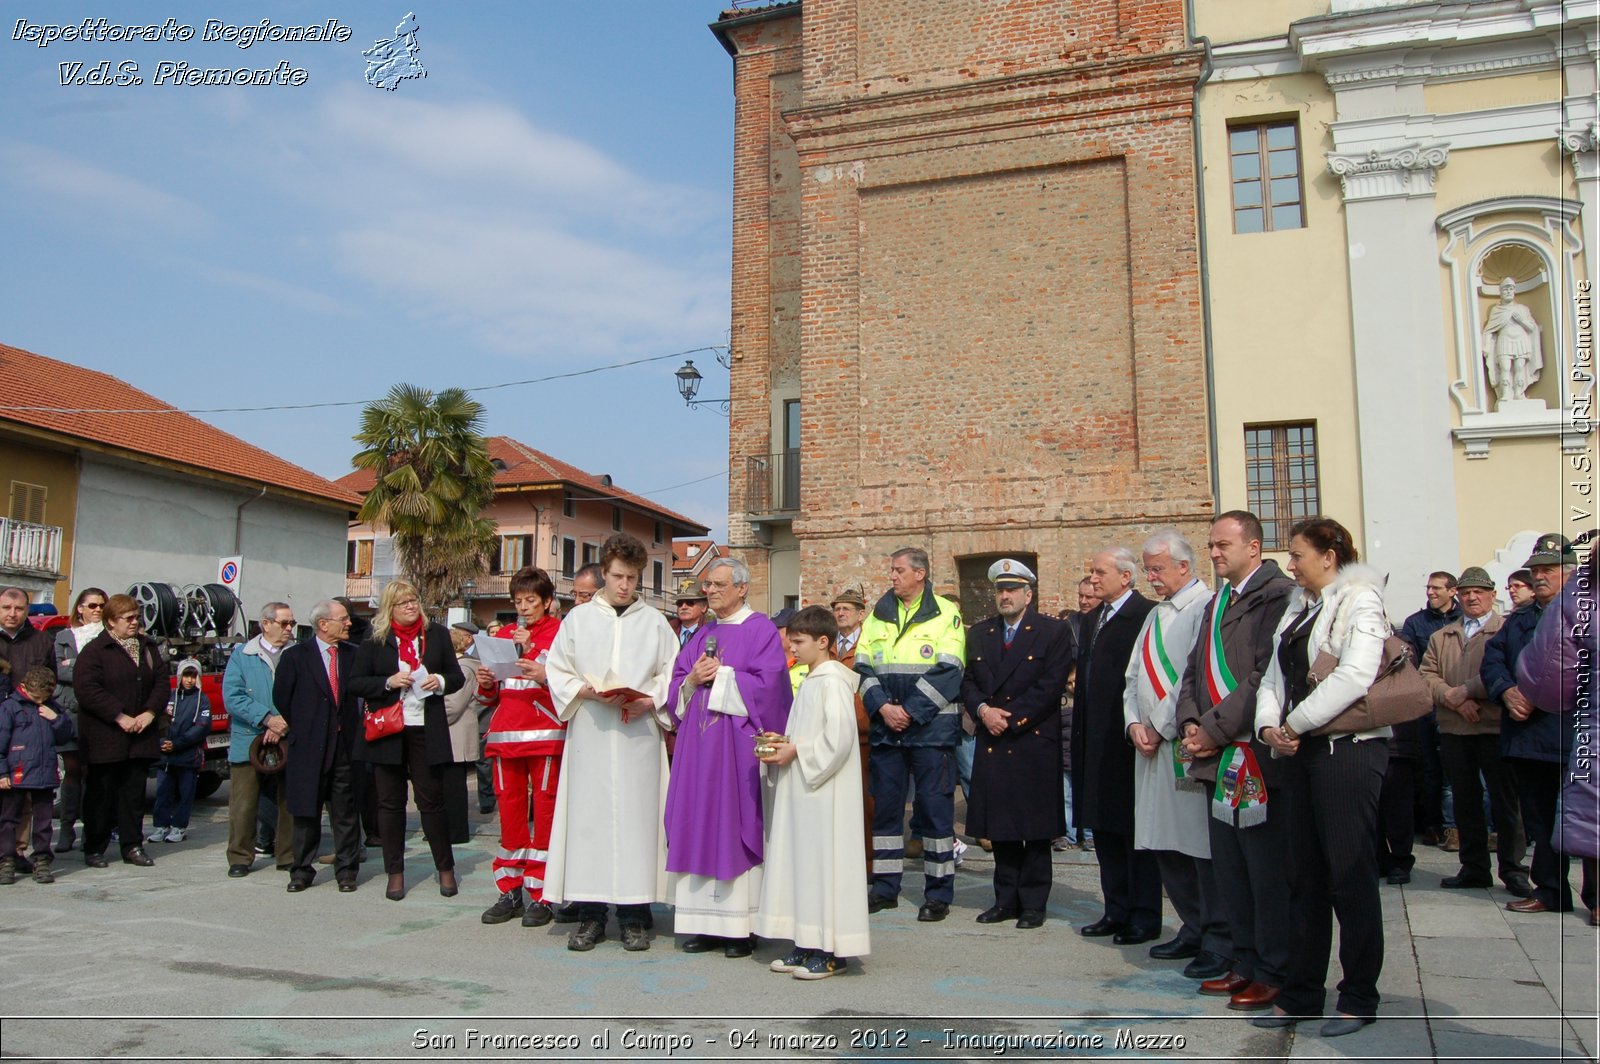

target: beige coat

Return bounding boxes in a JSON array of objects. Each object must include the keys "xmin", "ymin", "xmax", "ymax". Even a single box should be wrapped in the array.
[
  {"xmin": 1419, "ymin": 612, "xmax": 1504, "ymax": 736},
  {"xmin": 444, "ymin": 652, "xmax": 483, "ymax": 762}
]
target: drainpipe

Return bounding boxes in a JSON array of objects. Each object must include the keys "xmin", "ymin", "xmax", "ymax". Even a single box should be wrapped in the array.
[
  {"xmin": 1186, "ymin": 0, "xmax": 1221, "ymax": 506},
  {"xmin": 235, "ymin": 486, "xmax": 268, "ymax": 554}
]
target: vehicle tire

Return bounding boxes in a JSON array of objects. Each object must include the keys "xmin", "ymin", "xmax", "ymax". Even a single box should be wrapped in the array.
[{"xmin": 195, "ymin": 772, "xmax": 224, "ymax": 800}]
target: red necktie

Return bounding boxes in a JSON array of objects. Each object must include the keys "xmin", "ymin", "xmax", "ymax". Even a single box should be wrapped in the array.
[{"xmin": 327, "ymin": 645, "xmax": 340, "ymax": 701}]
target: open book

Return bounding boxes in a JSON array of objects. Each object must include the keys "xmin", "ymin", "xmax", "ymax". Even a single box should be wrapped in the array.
[{"xmin": 583, "ymin": 672, "xmax": 650, "ymax": 703}]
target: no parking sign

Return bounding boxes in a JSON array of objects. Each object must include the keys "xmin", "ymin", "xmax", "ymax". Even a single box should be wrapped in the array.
[{"xmin": 218, "ymin": 556, "xmax": 242, "ymax": 592}]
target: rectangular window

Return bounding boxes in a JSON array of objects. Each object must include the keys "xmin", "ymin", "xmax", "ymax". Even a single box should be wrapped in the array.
[
  {"xmin": 582, "ymin": 542, "xmax": 598, "ymax": 567},
  {"xmin": 8, "ymin": 481, "xmax": 45, "ymax": 525},
  {"xmin": 561, "ymin": 537, "xmax": 577, "ymax": 579},
  {"xmin": 1228, "ymin": 120, "xmax": 1304, "ymax": 234},
  {"xmin": 562, "ymin": 492, "xmax": 576, "ymax": 518},
  {"xmin": 652, "ymin": 560, "xmax": 663, "ymax": 593},
  {"xmin": 612, "ymin": 506, "xmax": 622, "ymax": 532},
  {"xmin": 347, "ymin": 539, "xmax": 373, "ymax": 577},
  {"xmin": 1245, "ymin": 422, "xmax": 1321, "ymax": 550},
  {"xmin": 653, "ymin": 520, "xmax": 663, "ymax": 545},
  {"xmin": 496, "ymin": 534, "xmax": 532, "ymax": 573}
]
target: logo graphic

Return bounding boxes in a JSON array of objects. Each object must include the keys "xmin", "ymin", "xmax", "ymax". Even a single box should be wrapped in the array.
[
  {"xmin": 363, "ymin": 12, "xmax": 425, "ymax": 91},
  {"xmin": 220, "ymin": 561, "xmax": 238, "ymax": 584},
  {"xmin": 920, "ymin": 643, "xmax": 934, "ymax": 659}
]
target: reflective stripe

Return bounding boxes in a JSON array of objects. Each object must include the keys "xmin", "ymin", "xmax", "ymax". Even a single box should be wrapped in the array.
[
  {"xmin": 874, "ymin": 858, "xmax": 904, "ymax": 873},
  {"xmin": 923, "ymin": 859, "xmax": 956, "ymax": 877},
  {"xmin": 871, "ymin": 835, "xmax": 903, "ymax": 849},
  {"xmin": 858, "ymin": 676, "xmax": 882, "ymax": 694},
  {"xmin": 485, "ymin": 729, "xmax": 565, "ymax": 744},
  {"xmin": 934, "ymin": 653, "xmax": 964, "ymax": 669},
  {"xmin": 921, "ymin": 836, "xmax": 955, "ymax": 851},
  {"xmin": 873, "ymin": 663, "xmax": 932, "ymax": 676},
  {"xmin": 915, "ymin": 677, "xmax": 951, "ymax": 710},
  {"xmin": 496, "ymin": 847, "xmax": 549, "ymax": 862},
  {"xmin": 521, "ymin": 876, "xmax": 545, "ymax": 889},
  {"xmin": 935, "ymin": 704, "xmax": 959, "ymax": 715}
]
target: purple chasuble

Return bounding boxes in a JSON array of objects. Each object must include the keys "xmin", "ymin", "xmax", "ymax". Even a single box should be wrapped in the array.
[{"xmin": 663, "ymin": 612, "xmax": 792, "ymax": 881}]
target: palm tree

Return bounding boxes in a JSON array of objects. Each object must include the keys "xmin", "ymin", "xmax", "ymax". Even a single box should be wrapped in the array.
[{"xmin": 353, "ymin": 384, "xmax": 497, "ymax": 613}]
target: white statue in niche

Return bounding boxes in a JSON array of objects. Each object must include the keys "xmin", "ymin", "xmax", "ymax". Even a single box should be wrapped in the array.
[{"xmin": 1480, "ymin": 276, "xmax": 1543, "ymax": 404}]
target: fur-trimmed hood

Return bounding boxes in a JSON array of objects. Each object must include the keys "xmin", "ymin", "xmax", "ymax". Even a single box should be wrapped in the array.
[{"xmin": 1282, "ymin": 563, "xmax": 1391, "ymax": 651}]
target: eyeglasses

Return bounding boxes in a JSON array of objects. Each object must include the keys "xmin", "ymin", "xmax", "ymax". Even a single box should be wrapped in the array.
[
  {"xmin": 395, "ymin": 598, "xmax": 420, "ymax": 607},
  {"xmin": 270, "ymin": 618, "xmax": 297, "ymax": 628},
  {"xmin": 81, "ymin": 602, "xmax": 106, "ymax": 611}
]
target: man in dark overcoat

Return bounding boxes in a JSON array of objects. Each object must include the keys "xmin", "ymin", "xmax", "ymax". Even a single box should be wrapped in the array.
[
  {"xmin": 1071, "ymin": 547, "xmax": 1158, "ymax": 942},
  {"xmin": 272, "ymin": 600, "xmax": 361, "ymax": 893},
  {"xmin": 962, "ymin": 559, "xmax": 1076, "ymax": 928}
]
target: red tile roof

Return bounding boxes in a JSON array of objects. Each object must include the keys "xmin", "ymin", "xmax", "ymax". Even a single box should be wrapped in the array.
[
  {"xmin": 672, "ymin": 539, "xmax": 723, "ymax": 569},
  {"xmin": 336, "ymin": 435, "xmax": 709, "ymax": 535},
  {"xmin": 0, "ymin": 343, "xmax": 360, "ymax": 509}
]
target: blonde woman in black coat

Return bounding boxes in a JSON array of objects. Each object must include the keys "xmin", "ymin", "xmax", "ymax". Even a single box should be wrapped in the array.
[{"xmin": 348, "ymin": 581, "xmax": 465, "ymax": 901}]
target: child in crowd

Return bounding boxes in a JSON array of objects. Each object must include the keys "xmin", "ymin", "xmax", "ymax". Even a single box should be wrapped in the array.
[
  {"xmin": 147, "ymin": 660, "xmax": 212, "ymax": 844},
  {"xmin": 0, "ymin": 666, "xmax": 76, "ymax": 884},
  {"xmin": 755, "ymin": 606, "xmax": 870, "ymax": 980}
]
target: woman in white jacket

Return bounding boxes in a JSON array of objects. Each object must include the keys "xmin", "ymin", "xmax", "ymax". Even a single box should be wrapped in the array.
[{"xmin": 1252, "ymin": 517, "xmax": 1389, "ymax": 1039}]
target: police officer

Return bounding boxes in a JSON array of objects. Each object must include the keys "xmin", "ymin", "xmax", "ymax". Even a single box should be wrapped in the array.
[
  {"xmin": 961, "ymin": 560, "xmax": 1076, "ymax": 928},
  {"xmin": 854, "ymin": 547, "xmax": 966, "ymax": 922}
]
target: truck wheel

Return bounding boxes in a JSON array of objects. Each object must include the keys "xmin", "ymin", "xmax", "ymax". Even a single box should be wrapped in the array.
[{"xmin": 195, "ymin": 772, "xmax": 224, "ymax": 800}]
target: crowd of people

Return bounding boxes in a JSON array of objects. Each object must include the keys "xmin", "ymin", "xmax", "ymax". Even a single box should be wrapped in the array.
[{"xmin": 0, "ymin": 513, "xmax": 1591, "ymax": 1007}]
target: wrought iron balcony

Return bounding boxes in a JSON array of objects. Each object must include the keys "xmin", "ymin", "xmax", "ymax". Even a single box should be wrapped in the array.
[
  {"xmin": 0, "ymin": 518, "xmax": 63, "ymax": 578},
  {"xmin": 744, "ymin": 450, "xmax": 800, "ymax": 516}
]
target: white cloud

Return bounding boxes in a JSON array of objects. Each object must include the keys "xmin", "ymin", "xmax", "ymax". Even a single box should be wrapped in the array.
[{"xmin": 0, "ymin": 141, "xmax": 208, "ymax": 233}]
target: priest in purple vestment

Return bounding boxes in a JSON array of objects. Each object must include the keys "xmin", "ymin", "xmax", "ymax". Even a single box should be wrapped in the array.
[{"xmin": 665, "ymin": 556, "xmax": 792, "ymax": 957}]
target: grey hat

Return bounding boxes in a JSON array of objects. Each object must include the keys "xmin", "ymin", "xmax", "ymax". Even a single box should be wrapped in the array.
[
  {"xmin": 450, "ymin": 619, "xmax": 480, "ymax": 635},
  {"xmin": 1455, "ymin": 566, "xmax": 1495, "ymax": 591},
  {"xmin": 1523, "ymin": 532, "xmax": 1577, "ymax": 568}
]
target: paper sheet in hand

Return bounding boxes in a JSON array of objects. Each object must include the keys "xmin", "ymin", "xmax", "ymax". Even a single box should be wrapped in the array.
[
  {"xmin": 583, "ymin": 672, "xmax": 649, "ymax": 703},
  {"xmin": 409, "ymin": 665, "xmax": 431, "ymax": 696},
  {"xmin": 473, "ymin": 635, "xmax": 522, "ymax": 681}
]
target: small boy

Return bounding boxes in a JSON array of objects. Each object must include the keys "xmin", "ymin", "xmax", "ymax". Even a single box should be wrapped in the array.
[
  {"xmin": 148, "ymin": 659, "xmax": 212, "ymax": 844},
  {"xmin": 754, "ymin": 605, "xmax": 870, "ymax": 979},
  {"xmin": 0, "ymin": 666, "xmax": 77, "ymax": 884}
]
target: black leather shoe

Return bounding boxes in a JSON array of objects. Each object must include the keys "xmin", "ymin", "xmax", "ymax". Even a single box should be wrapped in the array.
[
  {"xmin": 85, "ymin": 852, "xmax": 109, "ymax": 869},
  {"xmin": 227, "ymin": 864, "xmax": 250, "ymax": 878},
  {"xmin": 286, "ymin": 878, "xmax": 312, "ymax": 893},
  {"xmin": 482, "ymin": 893, "xmax": 525, "ymax": 924},
  {"xmin": 552, "ymin": 902, "xmax": 581, "ymax": 923},
  {"xmin": 122, "ymin": 847, "xmax": 155, "ymax": 867},
  {"xmin": 1183, "ymin": 950, "xmax": 1232, "ymax": 980},
  {"xmin": 1503, "ymin": 877, "xmax": 1533, "ymax": 898},
  {"xmin": 1079, "ymin": 916, "xmax": 1125, "ymax": 938},
  {"xmin": 1320, "ymin": 1016, "xmax": 1374, "ymax": 1038},
  {"xmin": 522, "ymin": 901, "xmax": 553, "ymax": 927},
  {"xmin": 1113, "ymin": 926, "xmax": 1160, "ymax": 946},
  {"xmin": 975, "ymin": 905, "xmax": 1020, "ymax": 924},
  {"xmin": 1016, "ymin": 910, "xmax": 1045, "ymax": 929},
  {"xmin": 337, "ymin": 879, "xmax": 357, "ymax": 893},
  {"xmin": 724, "ymin": 935, "xmax": 755, "ymax": 958},
  {"xmin": 867, "ymin": 895, "xmax": 899, "ymax": 914},
  {"xmin": 385, "ymin": 873, "xmax": 406, "ymax": 902},
  {"xmin": 917, "ymin": 901, "xmax": 949, "ymax": 922},
  {"xmin": 1386, "ymin": 868, "xmax": 1411, "ymax": 885},
  {"xmin": 1149, "ymin": 936, "xmax": 1201, "ymax": 960},
  {"xmin": 1441, "ymin": 872, "xmax": 1493, "ymax": 889},
  {"xmin": 437, "ymin": 869, "xmax": 458, "ymax": 898},
  {"xmin": 568, "ymin": 919, "xmax": 606, "ymax": 951},
  {"xmin": 681, "ymin": 935, "xmax": 723, "ymax": 954}
]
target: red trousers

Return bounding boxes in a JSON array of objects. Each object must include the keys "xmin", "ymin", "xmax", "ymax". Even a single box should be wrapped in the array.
[{"xmin": 492, "ymin": 753, "xmax": 560, "ymax": 899}]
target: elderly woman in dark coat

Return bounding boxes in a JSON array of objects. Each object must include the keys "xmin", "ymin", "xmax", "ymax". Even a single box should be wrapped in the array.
[
  {"xmin": 348, "ymin": 580, "xmax": 464, "ymax": 901},
  {"xmin": 73, "ymin": 593, "xmax": 169, "ymax": 867}
]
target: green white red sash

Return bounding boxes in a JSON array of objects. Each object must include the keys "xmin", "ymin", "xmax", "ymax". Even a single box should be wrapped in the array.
[
  {"xmin": 1212, "ymin": 741, "xmax": 1268, "ymax": 826},
  {"xmin": 1203, "ymin": 583, "xmax": 1236, "ymax": 707},
  {"xmin": 1140, "ymin": 613, "xmax": 1180, "ymax": 701}
]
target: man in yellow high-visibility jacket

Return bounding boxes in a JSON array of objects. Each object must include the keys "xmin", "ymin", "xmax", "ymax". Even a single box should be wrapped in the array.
[{"xmin": 854, "ymin": 546, "xmax": 966, "ymax": 922}]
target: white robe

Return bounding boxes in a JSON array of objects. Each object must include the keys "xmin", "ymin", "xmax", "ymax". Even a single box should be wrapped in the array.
[
  {"xmin": 542, "ymin": 594, "xmax": 677, "ymax": 906},
  {"xmin": 753, "ymin": 659, "xmax": 871, "ymax": 958},
  {"xmin": 1122, "ymin": 579, "xmax": 1212, "ymax": 859}
]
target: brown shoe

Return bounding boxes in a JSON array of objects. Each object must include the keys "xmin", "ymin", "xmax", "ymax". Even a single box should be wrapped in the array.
[
  {"xmin": 1589, "ymin": 908, "xmax": 1599, "ymax": 927},
  {"xmin": 1228, "ymin": 982, "xmax": 1281, "ymax": 1011},
  {"xmin": 978, "ymin": 838, "xmax": 993, "ymax": 852},
  {"xmin": 1506, "ymin": 897, "xmax": 1551, "ymax": 914},
  {"xmin": 1441, "ymin": 828, "xmax": 1460, "ymax": 853},
  {"xmin": 1199, "ymin": 971, "xmax": 1250, "ymax": 997}
]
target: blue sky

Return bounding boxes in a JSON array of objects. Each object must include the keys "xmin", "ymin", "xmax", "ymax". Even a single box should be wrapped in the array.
[{"xmin": 0, "ymin": 1, "xmax": 736, "ymax": 537}]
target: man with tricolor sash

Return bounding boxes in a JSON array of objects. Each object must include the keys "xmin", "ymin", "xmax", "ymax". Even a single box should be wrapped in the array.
[
  {"xmin": 1174, "ymin": 511, "xmax": 1295, "ymax": 1013},
  {"xmin": 1122, "ymin": 529, "xmax": 1232, "ymax": 981}
]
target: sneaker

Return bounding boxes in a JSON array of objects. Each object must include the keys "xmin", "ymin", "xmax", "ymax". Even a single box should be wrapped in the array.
[
  {"xmin": 793, "ymin": 952, "xmax": 846, "ymax": 980},
  {"xmin": 31, "ymin": 858, "xmax": 54, "ymax": 884},
  {"xmin": 1441, "ymin": 828, "xmax": 1460, "ymax": 853},
  {"xmin": 146, "ymin": 827, "xmax": 171, "ymax": 844},
  {"xmin": 254, "ymin": 841, "xmax": 272, "ymax": 855},
  {"xmin": 0, "ymin": 857, "xmax": 15, "ymax": 886},
  {"xmin": 165, "ymin": 828, "xmax": 187, "ymax": 843},
  {"xmin": 770, "ymin": 948, "xmax": 812, "ymax": 973},
  {"xmin": 567, "ymin": 919, "xmax": 606, "ymax": 952},
  {"xmin": 620, "ymin": 924, "xmax": 650, "ymax": 952},
  {"xmin": 481, "ymin": 892, "xmax": 525, "ymax": 925},
  {"xmin": 952, "ymin": 839, "xmax": 968, "ymax": 867}
]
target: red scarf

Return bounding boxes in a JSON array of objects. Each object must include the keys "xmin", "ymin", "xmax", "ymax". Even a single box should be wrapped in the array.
[{"xmin": 392, "ymin": 617, "xmax": 425, "ymax": 669}]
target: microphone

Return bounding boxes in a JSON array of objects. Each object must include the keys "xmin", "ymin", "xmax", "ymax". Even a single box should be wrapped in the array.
[{"xmin": 705, "ymin": 636, "xmax": 719, "ymax": 660}]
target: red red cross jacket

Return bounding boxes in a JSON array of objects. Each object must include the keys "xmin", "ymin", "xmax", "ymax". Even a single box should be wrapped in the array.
[{"xmin": 477, "ymin": 615, "xmax": 564, "ymax": 758}]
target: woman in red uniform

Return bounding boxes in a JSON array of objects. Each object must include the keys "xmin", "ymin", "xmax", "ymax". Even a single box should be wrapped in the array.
[{"xmin": 476, "ymin": 566, "xmax": 564, "ymax": 927}]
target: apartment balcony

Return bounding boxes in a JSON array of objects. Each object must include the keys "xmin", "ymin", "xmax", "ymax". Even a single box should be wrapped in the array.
[
  {"xmin": 0, "ymin": 518, "xmax": 63, "ymax": 579},
  {"xmin": 744, "ymin": 450, "xmax": 799, "ymax": 544}
]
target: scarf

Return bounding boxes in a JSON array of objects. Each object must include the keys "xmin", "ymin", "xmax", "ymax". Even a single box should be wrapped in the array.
[
  {"xmin": 393, "ymin": 617, "xmax": 425, "ymax": 669},
  {"xmin": 115, "ymin": 635, "xmax": 142, "ymax": 664}
]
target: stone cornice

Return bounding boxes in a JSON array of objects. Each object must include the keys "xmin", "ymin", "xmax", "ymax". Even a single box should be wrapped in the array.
[{"xmin": 1328, "ymin": 141, "xmax": 1450, "ymax": 200}]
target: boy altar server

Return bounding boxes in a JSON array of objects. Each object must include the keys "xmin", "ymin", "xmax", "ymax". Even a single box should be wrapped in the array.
[{"xmin": 756, "ymin": 605, "xmax": 870, "ymax": 980}]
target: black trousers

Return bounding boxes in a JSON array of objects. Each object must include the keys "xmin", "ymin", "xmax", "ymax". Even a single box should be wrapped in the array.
[
  {"xmin": 1508, "ymin": 757, "xmax": 1572, "ymax": 910},
  {"xmin": 372, "ymin": 726, "xmax": 454, "ymax": 876},
  {"xmin": 1416, "ymin": 710, "xmax": 1445, "ymax": 832},
  {"xmin": 441, "ymin": 761, "xmax": 471, "ymax": 845},
  {"xmin": 289, "ymin": 747, "xmax": 362, "ymax": 884},
  {"xmin": 1207, "ymin": 764, "xmax": 1298, "ymax": 988},
  {"xmin": 1155, "ymin": 849, "xmax": 1232, "ymax": 958},
  {"xmin": 992, "ymin": 839, "xmax": 1053, "ymax": 912},
  {"xmin": 577, "ymin": 901, "xmax": 651, "ymax": 928},
  {"xmin": 1439, "ymin": 733, "xmax": 1526, "ymax": 883},
  {"xmin": 83, "ymin": 758, "xmax": 153, "ymax": 858},
  {"xmin": 1282, "ymin": 736, "xmax": 1388, "ymax": 1019},
  {"xmin": 1377, "ymin": 756, "xmax": 1416, "ymax": 874},
  {"xmin": 1091, "ymin": 828, "xmax": 1161, "ymax": 934}
]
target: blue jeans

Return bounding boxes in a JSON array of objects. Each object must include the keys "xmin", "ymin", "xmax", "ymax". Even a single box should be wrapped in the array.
[
  {"xmin": 1061, "ymin": 771, "xmax": 1092, "ymax": 842},
  {"xmin": 955, "ymin": 733, "xmax": 975, "ymax": 804},
  {"xmin": 152, "ymin": 766, "xmax": 198, "ymax": 829}
]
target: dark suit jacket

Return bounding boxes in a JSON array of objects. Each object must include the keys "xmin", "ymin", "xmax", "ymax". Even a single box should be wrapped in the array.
[
  {"xmin": 961, "ymin": 607, "xmax": 1076, "ymax": 840},
  {"xmin": 1069, "ymin": 591, "xmax": 1154, "ymax": 835},
  {"xmin": 1174, "ymin": 560, "xmax": 1295, "ymax": 782},
  {"xmin": 273, "ymin": 638, "xmax": 359, "ymax": 818},
  {"xmin": 347, "ymin": 622, "xmax": 465, "ymax": 768}
]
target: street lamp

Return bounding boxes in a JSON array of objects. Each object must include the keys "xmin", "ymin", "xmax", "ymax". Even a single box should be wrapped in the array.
[
  {"xmin": 674, "ymin": 358, "xmax": 730, "ymax": 414},
  {"xmin": 462, "ymin": 578, "xmax": 476, "ymax": 624}
]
